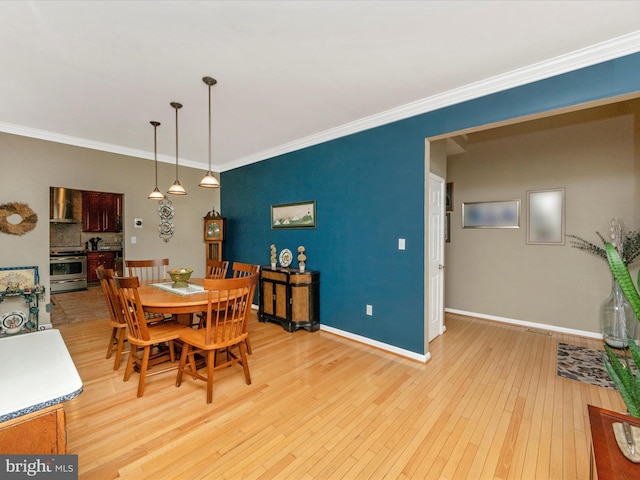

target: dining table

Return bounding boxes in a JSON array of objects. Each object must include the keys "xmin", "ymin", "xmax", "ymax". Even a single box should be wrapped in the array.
[{"xmin": 138, "ymin": 278, "xmax": 210, "ymax": 324}]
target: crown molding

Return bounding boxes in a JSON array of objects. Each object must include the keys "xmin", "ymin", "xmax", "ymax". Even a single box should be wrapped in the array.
[
  {"xmin": 0, "ymin": 122, "xmax": 189, "ymax": 166},
  {"xmin": 2, "ymin": 31, "xmax": 640, "ymax": 173},
  {"xmin": 221, "ymin": 30, "xmax": 640, "ymax": 172}
]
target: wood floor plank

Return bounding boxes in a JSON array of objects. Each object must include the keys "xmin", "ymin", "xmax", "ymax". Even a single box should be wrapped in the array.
[{"xmin": 51, "ymin": 298, "xmax": 627, "ymax": 479}]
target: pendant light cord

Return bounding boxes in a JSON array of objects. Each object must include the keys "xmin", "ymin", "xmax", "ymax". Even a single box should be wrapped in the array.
[
  {"xmin": 208, "ymin": 81, "xmax": 212, "ymax": 172},
  {"xmin": 154, "ymin": 122, "xmax": 159, "ymax": 186},
  {"xmin": 175, "ymin": 104, "xmax": 179, "ymax": 179}
]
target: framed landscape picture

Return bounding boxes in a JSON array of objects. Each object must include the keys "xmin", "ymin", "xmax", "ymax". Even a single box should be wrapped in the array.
[
  {"xmin": 271, "ymin": 201, "xmax": 316, "ymax": 229},
  {"xmin": 462, "ymin": 200, "xmax": 520, "ymax": 229}
]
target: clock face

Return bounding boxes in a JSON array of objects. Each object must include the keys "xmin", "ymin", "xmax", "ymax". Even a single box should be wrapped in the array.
[{"xmin": 205, "ymin": 219, "xmax": 224, "ymax": 240}]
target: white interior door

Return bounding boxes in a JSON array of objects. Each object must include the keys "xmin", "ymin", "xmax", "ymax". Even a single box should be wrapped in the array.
[{"xmin": 428, "ymin": 173, "xmax": 445, "ymax": 342}]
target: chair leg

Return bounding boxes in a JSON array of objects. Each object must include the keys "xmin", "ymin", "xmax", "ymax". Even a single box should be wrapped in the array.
[
  {"xmin": 123, "ymin": 346, "xmax": 137, "ymax": 382},
  {"xmin": 239, "ymin": 341, "xmax": 251, "ymax": 385},
  {"xmin": 206, "ymin": 349, "xmax": 215, "ymax": 404},
  {"xmin": 168, "ymin": 340, "xmax": 176, "ymax": 363},
  {"xmin": 137, "ymin": 346, "xmax": 151, "ymax": 397},
  {"xmin": 245, "ymin": 337, "xmax": 252, "ymax": 355},
  {"xmin": 176, "ymin": 344, "xmax": 189, "ymax": 387},
  {"xmin": 106, "ymin": 327, "xmax": 118, "ymax": 359},
  {"xmin": 113, "ymin": 328, "xmax": 127, "ymax": 370}
]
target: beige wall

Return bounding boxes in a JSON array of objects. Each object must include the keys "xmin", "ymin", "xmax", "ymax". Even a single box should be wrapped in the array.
[
  {"xmin": 445, "ymin": 100, "xmax": 640, "ymax": 335},
  {"xmin": 0, "ymin": 133, "xmax": 220, "ymax": 326}
]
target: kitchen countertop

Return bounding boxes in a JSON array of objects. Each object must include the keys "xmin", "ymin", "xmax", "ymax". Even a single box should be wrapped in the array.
[{"xmin": 0, "ymin": 329, "xmax": 83, "ymax": 423}]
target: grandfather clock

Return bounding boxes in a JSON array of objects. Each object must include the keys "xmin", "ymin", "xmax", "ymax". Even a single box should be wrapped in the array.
[{"xmin": 204, "ymin": 212, "xmax": 225, "ymax": 262}]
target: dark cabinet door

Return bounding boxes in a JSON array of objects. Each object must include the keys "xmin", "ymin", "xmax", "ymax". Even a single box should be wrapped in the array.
[
  {"xmin": 102, "ymin": 194, "xmax": 122, "ymax": 232},
  {"xmin": 87, "ymin": 252, "xmax": 115, "ymax": 283},
  {"xmin": 82, "ymin": 192, "xmax": 123, "ymax": 232},
  {"xmin": 82, "ymin": 191, "xmax": 103, "ymax": 232}
]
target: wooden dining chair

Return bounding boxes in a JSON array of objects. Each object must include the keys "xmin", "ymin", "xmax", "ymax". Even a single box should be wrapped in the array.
[
  {"xmin": 230, "ymin": 262, "xmax": 260, "ymax": 354},
  {"xmin": 176, "ymin": 274, "xmax": 258, "ymax": 404},
  {"xmin": 125, "ymin": 258, "xmax": 169, "ymax": 284},
  {"xmin": 96, "ymin": 266, "xmax": 128, "ymax": 370},
  {"xmin": 113, "ymin": 276, "xmax": 191, "ymax": 397},
  {"xmin": 231, "ymin": 262, "xmax": 260, "ymax": 278},
  {"xmin": 125, "ymin": 258, "xmax": 172, "ymax": 321},
  {"xmin": 206, "ymin": 259, "xmax": 229, "ymax": 279}
]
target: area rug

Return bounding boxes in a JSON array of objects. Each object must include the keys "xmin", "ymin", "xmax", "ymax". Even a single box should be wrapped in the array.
[{"xmin": 556, "ymin": 343, "xmax": 617, "ymax": 389}]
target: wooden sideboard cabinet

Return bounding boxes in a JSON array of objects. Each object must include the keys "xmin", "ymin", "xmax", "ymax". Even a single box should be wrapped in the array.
[{"xmin": 258, "ymin": 267, "xmax": 320, "ymax": 332}]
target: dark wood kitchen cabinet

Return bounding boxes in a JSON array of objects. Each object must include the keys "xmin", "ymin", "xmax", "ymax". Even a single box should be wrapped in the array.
[
  {"xmin": 87, "ymin": 251, "xmax": 115, "ymax": 283},
  {"xmin": 82, "ymin": 191, "xmax": 122, "ymax": 232}
]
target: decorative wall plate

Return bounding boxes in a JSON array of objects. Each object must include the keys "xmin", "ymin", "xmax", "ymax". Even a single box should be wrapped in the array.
[
  {"xmin": 279, "ymin": 248, "xmax": 293, "ymax": 267},
  {"xmin": 1, "ymin": 310, "xmax": 27, "ymax": 334},
  {"xmin": 159, "ymin": 221, "xmax": 174, "ymax": 235},
  {"xmin": 157, "ymin": 198, "xmax": 175, "ymax": 242},
  {"xmin": 158, "ymin": 202, "xmax": 175, "ymax": 219}
]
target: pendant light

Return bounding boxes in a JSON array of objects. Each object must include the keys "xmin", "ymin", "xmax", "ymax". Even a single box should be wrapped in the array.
[
  {"xmin": 148, "ymin": 121, "xmax": 165, "ymax": 200},
  {"xmin": 167, "ymin": 101, "xmax": 187, "ymax": 195},
  {"xmin": 199, "ymin": 76, "xmax": 221, "ymax": 188}
]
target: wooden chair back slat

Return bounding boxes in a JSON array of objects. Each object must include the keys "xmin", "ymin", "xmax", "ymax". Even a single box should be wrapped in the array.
[
  {"xmin": 206, "ymin": 260, "xmax": 229, "ymax": 279},
  {"xmin": 113, "ymin": 276, "xmax": 151, "ymax": 342},
  {"xmin": 202, "ymin": 274, "xmax": 258, "ymax": 345},
  {"xmin": 96, "ymin": 267, "xmax": 125, "ymax": 325},
  {"xmin": 125, "ymin": 258, "xmax": 169, "ymax": 284},
  {"xmin": 231, "ymin": 262, "xmax": 260, "ymax": 278}
]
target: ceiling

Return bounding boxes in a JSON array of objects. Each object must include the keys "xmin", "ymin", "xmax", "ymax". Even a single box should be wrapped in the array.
[{"xmin": 1, "ymin": 1, "xmax": 640, "ymax": 173}]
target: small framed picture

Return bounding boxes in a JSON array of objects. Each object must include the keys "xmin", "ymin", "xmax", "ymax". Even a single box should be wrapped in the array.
[
  {"xmin": 526, "ymin": 188, "xmax": 565, "ymax": 245},
  {"xmin": 445, "ymin": 213, "xmax": 451, "ymax": 243},
  {"xmin": 446, "ymin": 182, "xmax": 454, "ymax": 212},
  {"xmin": 462, "ymin": 200, "xmax": 520, "ymax": 229},
  {"xmin": 271, "ymin": 201, "xmax": 316, "ymax": 229},
  {"xmin": 0, "ymin": 265, "xmax": 39, "ymax": 294}
]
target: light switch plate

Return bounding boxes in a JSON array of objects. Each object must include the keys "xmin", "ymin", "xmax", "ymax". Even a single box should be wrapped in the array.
[{"xmin": 398, "ymin": 238, "xmax": 406, "ymax": 250}]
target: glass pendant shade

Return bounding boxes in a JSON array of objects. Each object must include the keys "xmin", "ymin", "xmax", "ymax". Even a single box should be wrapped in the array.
[
  {"xmin": 148, "ymin": 121, "xmax": 165, "ymax": 199},
  {"xmin": 199, "ymin": 76, "xmax": 221, "ymax": 188},
  {"xmin": 148, "ymin": 187, "xmax": 164, "ymax": 199},
  {"xmin": 199, "ymin": 171, "xmax": 220, "ymax": 187},
  {"xmin": 168, "ymin": 180, "xmax": 186, "ymax": 195},
  {"xmin": 168, "ymin": 102, "xmax": 186, "ymax": 195}
]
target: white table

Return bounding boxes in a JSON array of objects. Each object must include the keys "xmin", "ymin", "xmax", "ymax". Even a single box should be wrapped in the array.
[{"xmin": 0, "ymin": 329, "xmax": 83, "ymax": 423}]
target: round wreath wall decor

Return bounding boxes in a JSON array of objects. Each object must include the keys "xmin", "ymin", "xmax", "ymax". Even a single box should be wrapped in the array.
[{"xmin": 0, "ymin": 202, "xmax": 38, "ymax": 236}]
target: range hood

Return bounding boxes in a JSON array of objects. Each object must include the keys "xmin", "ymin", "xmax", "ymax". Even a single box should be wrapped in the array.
[{"xmin": 50, "ymin": 187, "xmax": 79, "ymax": 223}]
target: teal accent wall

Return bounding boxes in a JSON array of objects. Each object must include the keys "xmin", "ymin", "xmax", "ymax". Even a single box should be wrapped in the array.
[{"xmin": 222, "ymin": 52, "xmax": 640, "ymax": 355}]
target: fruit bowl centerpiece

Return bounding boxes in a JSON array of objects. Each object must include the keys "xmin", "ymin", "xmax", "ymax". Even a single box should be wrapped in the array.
[{"xmin": 168, "ymin": 268, "xmax": 193, "ymax": 289}]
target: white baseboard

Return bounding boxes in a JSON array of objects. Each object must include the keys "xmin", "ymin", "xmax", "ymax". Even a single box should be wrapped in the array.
[
  {"xmin": 319, "ymin": 324, "xmax": 431, "ymax": 363},
  {"xmin": 445, "ymin": 308, "xmax": 603, "ymax": 340}
]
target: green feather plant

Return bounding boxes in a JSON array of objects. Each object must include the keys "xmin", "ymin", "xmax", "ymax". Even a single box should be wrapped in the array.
[{"xmin": 603, "ymin": 242, "xmax": 640, "ymax": 417}]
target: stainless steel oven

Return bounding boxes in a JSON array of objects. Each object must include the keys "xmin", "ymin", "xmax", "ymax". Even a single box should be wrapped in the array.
[{"xmin": 50, "ymin": 250, "xmax": 87, "ymax": 293}]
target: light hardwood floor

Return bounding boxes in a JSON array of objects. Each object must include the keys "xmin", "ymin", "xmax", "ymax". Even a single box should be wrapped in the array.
[{"xmin": 56, "ymin": 310, "xmax": 624, "ymax": 479}]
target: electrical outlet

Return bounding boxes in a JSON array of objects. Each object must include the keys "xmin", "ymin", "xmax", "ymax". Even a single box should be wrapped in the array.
[
  {"xmin": 131, "ymin": 236, "xmax": 137, "ymax": 244},
  {"xmin": 398, "ymin": 238, "xmax": 406, "ymax": 250},
  {"xmin": 366, "ymin": 304, "xmax": 373, "ymax": 316}
]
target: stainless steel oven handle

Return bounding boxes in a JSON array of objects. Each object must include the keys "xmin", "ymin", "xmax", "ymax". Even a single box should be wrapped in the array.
[{"xmin": 51, "ymin": 278, "xmax": 86, "ymax": 284}]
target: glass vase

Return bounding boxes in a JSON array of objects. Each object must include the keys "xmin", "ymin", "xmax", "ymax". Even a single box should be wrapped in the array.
[{"xmin": 600, "ymin": 279, "xmax": 637, "ymax": 348}]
